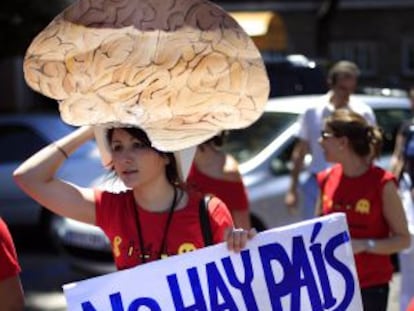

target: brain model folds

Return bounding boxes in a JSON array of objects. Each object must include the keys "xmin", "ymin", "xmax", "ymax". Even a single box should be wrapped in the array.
[{"xmin": 23, "ymin": 0, "xmax": 270, "ymax": 151}]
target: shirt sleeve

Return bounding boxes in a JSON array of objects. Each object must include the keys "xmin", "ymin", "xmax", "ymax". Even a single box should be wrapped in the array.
[
  {"xmin": 316, "ymin": 167, "xmax": 332, "ymax": 187},
  {"xmin": 296, "ymin": 108, "xmax": 316, "ymax": 141},
  {"xmin": 365, "ymin": 108, "xmax": 377, "ymax": 126},
  {"xmin": 94, "ymin": 189, "xmax": 113, "ymax": 229},
  {"xmin": 349, "ymin": 99, "xmax": 377, "ymax": 126},
  {"xmin": 380, "ymin": 169, "xmax": 398, "ymax": 187},
  {"xmin": 295, "ymin": 111, "xmax": 308, "ymax": 140},
  {"xmin": 207, "ymin": 197, "xmax": 234, "ymax": 244},
  {"xmin": 0, "ymin": 219, "xmax": 21, "ymax": 280}
]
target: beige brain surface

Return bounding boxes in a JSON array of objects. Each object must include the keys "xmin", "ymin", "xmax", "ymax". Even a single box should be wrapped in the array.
[{"xmin": 23, "ymin": 0, "xmax": 269, "ymax": 151}]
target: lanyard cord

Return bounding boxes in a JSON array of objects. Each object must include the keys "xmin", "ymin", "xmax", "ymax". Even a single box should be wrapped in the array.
[{"xmin": 133, "ymin": 187, "xmax": 177, "ymax": 263}]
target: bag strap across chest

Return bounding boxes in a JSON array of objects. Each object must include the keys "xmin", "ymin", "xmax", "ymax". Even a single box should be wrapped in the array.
[{"xmin": 199, "ymin": 194, "xmax": 213, "ymax": 246}]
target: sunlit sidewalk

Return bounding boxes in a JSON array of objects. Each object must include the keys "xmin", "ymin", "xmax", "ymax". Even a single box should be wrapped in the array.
[{"xmin": 388, "ymin": 273, "xmax": 401, "ymax": 311}]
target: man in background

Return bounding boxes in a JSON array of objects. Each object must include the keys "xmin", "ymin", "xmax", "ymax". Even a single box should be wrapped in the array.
[{"xmin": 284, "ymin": 60, "xmax": 376, "ymax": 220}]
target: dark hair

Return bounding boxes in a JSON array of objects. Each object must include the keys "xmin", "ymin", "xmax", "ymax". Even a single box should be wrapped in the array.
[
  {"xmin": 324, "ymin": 109, "xmax": 383, "ymax": 158},
  {"xmin": 106, "ymin": 127, "xmax": 180, "ymax": 185},
  {"xmin": 201, "ymin": 131, "xmax": 229, "ymax": 148},
  {"xmin": 328, "ymin": 60, "xmax": 360, "ymax": 86}
]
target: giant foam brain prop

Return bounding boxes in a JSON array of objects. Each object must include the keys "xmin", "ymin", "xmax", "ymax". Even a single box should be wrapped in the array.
[{"xmin": 23, "ymin": 0, "xmax": 269, "ymax": 151}]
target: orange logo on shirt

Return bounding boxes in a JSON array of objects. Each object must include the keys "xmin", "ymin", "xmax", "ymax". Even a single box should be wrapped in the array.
[
  {"xmin": 355, "ymin": 199, "xmax": 370, "ymax": 214},
  {"xmin": 113, "ymin": 236, "xmax": 122, "ymax": 257}
]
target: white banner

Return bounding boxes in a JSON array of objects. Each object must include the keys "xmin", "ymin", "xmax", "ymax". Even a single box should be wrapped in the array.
[{"xmin": 63, "ymin": 213, "xmax": 362, "ymax": 311}]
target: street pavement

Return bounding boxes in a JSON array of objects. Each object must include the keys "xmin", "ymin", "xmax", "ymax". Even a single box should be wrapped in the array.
[
  {"xmin": 11, "ymin": 226, "xmax": 87, "ymax": 311},
  {"xmin": 20, "ymin": 254, "xmax": 86, "ymax": 311}
]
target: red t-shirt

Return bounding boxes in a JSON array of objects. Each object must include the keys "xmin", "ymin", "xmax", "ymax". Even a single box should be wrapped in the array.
[
  {"xmin": 317, "ymin": 164, "xmax": 396, "ymax": 288},
  {"xmin": 95, "ymin": 189, "xmax": 233, "ymax": 270},
  {"xmin": 0, "ymin": 218, "xmax": 21, "ymax": 280},
  {"xmin": 187, "ymin": 164, "xmax": 249, "ymax": 212}
]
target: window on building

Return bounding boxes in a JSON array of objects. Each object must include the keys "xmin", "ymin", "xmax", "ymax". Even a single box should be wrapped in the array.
[
  {"xmin": 329, "ymin": 41, "xmax": 378, "ymax": 76},
  {"xmin": 402, "ymin": 38, "xmax": 414, "ymax": 76}
]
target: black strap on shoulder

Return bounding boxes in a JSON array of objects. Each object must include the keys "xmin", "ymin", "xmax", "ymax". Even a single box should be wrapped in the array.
[{"xmin": 199, "ymin": 194, "xmax": 213, "ymax": 246}]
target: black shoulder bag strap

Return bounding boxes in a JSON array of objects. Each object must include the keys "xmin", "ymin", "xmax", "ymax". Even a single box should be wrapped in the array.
[{"xmin": 199, "ymin": 194, "xmax": 213, "ymax": 246}]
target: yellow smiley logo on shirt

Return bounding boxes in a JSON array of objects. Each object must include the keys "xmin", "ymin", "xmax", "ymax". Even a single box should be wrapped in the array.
[
  {"xmin": 355, "ymin": 199, "xmax": 370, "ymax": 214},
  {"xmin": 178, "ymin": 243, "xmax": 196, "ymax": 254}
]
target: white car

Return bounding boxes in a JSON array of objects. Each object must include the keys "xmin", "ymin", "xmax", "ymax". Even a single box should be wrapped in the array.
[
  {"xmin": 0, "ymin": 114, "xmax": 108, "ymax": 236},
  {"xmin": 52, "ymin": 94, "xmax": 411, "ymax": 275},
  {"xmin": 227, "ymin": 94, "xmax": 410, "ymax": 230}
]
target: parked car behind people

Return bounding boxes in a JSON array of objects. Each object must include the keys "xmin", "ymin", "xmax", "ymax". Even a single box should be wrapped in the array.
[
  {"xmin": 51, "ymin": 93, "xmax": 411, "ymax": 275},
  {"xmin": 264, "ymin": 54, "xmax": 327, "ymax": 98},
  {"xmin": 0, "ymin": 114, "xmax": 109, "ymax": 238}
]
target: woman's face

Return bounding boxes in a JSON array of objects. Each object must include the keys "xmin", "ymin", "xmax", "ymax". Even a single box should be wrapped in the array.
[
  {"xmin": 319, "ymin": 128, "xmax": 343, "ymax": 163},
  {"xmin": 110, "ymin": 129, "xmax": 168, "ymax": 188},
  {"xmin": 331, "ymin": 73, "xmax": 357, "ymax": 102}
]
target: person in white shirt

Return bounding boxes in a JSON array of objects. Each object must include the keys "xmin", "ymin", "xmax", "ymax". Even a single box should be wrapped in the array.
[
  {"xmin": 390, "ymin": 85, "xmax": 414, "ymax": 311},
  {"xmin": 284, "ymin": 60, "xmax": 376, "ymax": 220}
]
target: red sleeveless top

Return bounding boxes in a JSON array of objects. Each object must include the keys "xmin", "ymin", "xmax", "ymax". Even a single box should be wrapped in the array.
[
  {"xmin": 317, "ymin": 164, "xmax": 397, "ymax": 288},
  {"xmin": 95, "ymin": 189, "xmax": 233, "ymax": 270},
  {"xmin": 187, "ymin": 164, "xmax": 249, "ymax": 212}
]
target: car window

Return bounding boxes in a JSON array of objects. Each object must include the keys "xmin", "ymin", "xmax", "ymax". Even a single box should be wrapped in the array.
[
  {"xmin": 374, "ymin": 107, "xmax": 411, "ymax": 155},
  {"xmin": 269, "ymin": 136, "xmax": 298, "ymax": 175},
  {"xmin": 224, "ymin": 112, "xmax": 298, "ymax": 163},
  {"xmin": 0, "ymin": 125, "xmax": 49, "ymax": 163}
]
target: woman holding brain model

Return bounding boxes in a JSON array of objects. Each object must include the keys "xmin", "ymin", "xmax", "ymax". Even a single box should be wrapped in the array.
[
  {"xmin": 14, "ymin": 124, "xmax": 257, "ymax": 270},
  {"xmin": 13, "ymin": 0, "xmax": 269, "ymax": 270}
]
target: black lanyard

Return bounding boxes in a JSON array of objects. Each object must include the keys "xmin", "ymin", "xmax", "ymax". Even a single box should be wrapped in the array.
[{"xmin": 132, "ymin": 187, "xmax": 177, "ymax": 263}]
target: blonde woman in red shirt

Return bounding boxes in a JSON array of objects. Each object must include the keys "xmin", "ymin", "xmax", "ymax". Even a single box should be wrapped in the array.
[{"xmin": 316, "ymin": 108, "xmax": 410, "ymax": 311}]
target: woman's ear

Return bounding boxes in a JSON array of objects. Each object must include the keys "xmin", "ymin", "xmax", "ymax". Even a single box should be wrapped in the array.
[
  {"xmin": 163, "ymin": 154, "xmax": 170, "ymax": 165},
  {"xmin": 338, "ymin": 136, "xmax": 348, "ymax": 150}
]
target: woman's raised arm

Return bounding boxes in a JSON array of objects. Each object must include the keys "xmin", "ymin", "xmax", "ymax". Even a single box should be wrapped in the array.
[{"xmin": 13, "ymin": 126, "xmax": 97, "ymax": 224}]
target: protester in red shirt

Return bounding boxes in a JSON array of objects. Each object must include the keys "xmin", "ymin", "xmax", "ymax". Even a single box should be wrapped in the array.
[
  {"xmin": 315, "ymin": 108, "xmax": 410, "ymax": 311},
  {"xmin": 407, "ymin": 297, "xmax": 414, "ymax": 311},
  {"xmin": 95, "ymin": 184, "xmax": 231, "ymax": 269},
  {"xmin": 0, "ymin": 217, "xmax": 24, "ymax": 310},
  {"xmin": 14, "ymin": 126, "xmax": 255, "ymax": 271},
  {"xmin": 188, "ymin": 133, "xmax": 251, "ymax": 230}
]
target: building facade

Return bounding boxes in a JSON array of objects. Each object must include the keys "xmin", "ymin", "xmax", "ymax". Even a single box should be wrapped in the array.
[{"xmin": 220, "ymin": 0, "xmax": 414, "ymax": 90}]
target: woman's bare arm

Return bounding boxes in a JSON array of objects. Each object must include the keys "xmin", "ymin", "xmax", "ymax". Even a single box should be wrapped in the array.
[
  {"xmin": 13, "ymin": 126, "xmax": 97, "ymax": 224},
  {"xmin": 389, "ymin": 132, "xmax": 405, "ymax": 177},
  {"xmin": 0, "ymin": 275, "xmax": 24, "ymax": 311}
]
